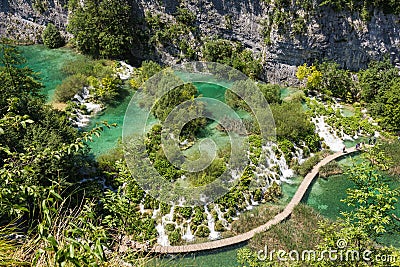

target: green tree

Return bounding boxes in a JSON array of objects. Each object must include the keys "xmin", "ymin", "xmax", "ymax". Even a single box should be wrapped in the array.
[
  {"xmin": 42, "ymin": 23, "xmax": 64, "ymax": 49},
  {"xmin": 67, "ymin": 0, "xmax": 134, "ymax": 58},
  {"xmin": 296, "ymin": 63, "xmax": 323, "ymax": 91},
  {"xmin": 359, "ymin": 58, "xmax": 399, "ymax": 102},
  {"xmin": 318, "ymin": 61, "xmax": 355, "ymax": 101}
]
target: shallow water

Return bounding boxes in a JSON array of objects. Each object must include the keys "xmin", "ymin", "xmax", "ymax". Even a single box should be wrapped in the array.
[
  {"xmin": 149, "ymin": 243, "xmax": 245, "ymax": 267},
  {"xmin": 302, "ymin": 155, "xmax": 400, "ymax": 247},
  {"xmin": 19, "ymin": 45, "xmax": 85, "ymax": 101}
]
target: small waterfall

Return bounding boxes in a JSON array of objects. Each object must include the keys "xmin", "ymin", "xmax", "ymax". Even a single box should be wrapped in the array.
[
  {"xmin": 139, "ymin": 203, "xmax": 145, "ymax": 214},
  {"xmin": 276, "ymin": 154, "xmax": 294, "ymax": 181},
  {"xmin": 204, "ymin": 206, "xmax": 220, "ymax": 240},
  {"xmin": 250, "ymin": 194, "xmax": 259, "ymax": 206},
  {"xmin": 293, "ymin": 144, "xmax": 305, "ymax": 165},
  {"xmin": 182, "ymin": 223, "xmax": 195, "ymax": 242},
  {"xmin": 312, "ymin": 116, "xmax": 344, "ymax": 152},
  {"xmin": 156, "ymin": 224, "xmax": 169, "ymax": 246},
  {"xmin": 156, "ymin": 205, "xmax": 175, "ymax": 246},
  {"xmin": 214, "ymin": 204, "xmax": 228, "ymax": 228},
  {"xmin": 152, "ymin": 208, "xmax": 160, "ymax": 219},
  {"xmin": 243, "ymin": 194, "xmax": 253, "ymax": 210},
  {"xmin": 70, "ymin": 87, "xmax": 102, "ymax": 128},
  {"xmin": 117, "ymin": 61, "xmax": 134, "ymax": 80}
]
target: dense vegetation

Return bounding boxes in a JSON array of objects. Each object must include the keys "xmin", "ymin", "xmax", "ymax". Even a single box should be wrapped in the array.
[
  {"xmin": 42, "ymin": 23, "xmax": 64, "ymax": 49},
  {"xmin": 297, "ymin": 58, "xmax": 400, "ymax": 133},
  {"xmin": 55, "ymin": 58, "xmax": 127, "ymax": 106},
  {"xmin": 237, "ymin": 147, "xmax": 400, "ymax": 266},
  {"xmin": 67, "ymin": 0, "xmax": 137, "ymax": 59}
]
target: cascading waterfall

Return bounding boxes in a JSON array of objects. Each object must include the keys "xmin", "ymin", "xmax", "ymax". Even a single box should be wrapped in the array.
[
  {"xmin": 243, "ymin": 193, "xmax": 254, "ymax": 210},
  {"xmin": 214, "ymin": 204, "xmax": 229, "ymax": 228},
  {"xmin": 312, "ymin": 116, "xmax": 344, "ymax": 152},
  {"xmin": 182, "ymin": 223, "xmax": 195, "ymax": 242},
  {"xmin": 71, "ymin": 87, "xmax": 102, "ymax": 128},
  {"xmin": 204, "ymin": 206, "xmax": 220, "ymax": 240},
  {"xmin": 293, "ymin": 144, "xmax": 305, "ymax": 165},
  {"xmin": 139, "ymin": 203, "xmax": 145, "ymax": 214},
  {"xmin": 156, "ymin": 205, "xmax": 175, "ymax": 246}
]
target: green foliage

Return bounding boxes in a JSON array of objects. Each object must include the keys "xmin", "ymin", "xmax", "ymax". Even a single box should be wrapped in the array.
[
  {"xmin": 130, "ymin": 60, "xmax": 162, "ymax": 89},
  {"xmin": 57, "ymin": 58, "xmax": 125, "ymax": 105},
  {"xmin": 319, "ymin": 161, "xmax": 343, "ymax": 178},
  {"xmin": 320, "ymin": 0, "xmax": 400, "ymax": 15},
  {"xmin": 34, "ymin": 199, "xmax": 108, "ymax": 267},
  {"xmin": 67, "ymin": 0, "xmax": 135, "ymax": 58},
  {"xmin": 102, "ymin": 161, "xmax": 158, "ymax": 243},
  {"xmin": 168, "ymin": 229, "xmax": 181, "ymax": 245},
  {"xmin": 42, "ymin": 23, "xmax": 64, "ymax": 49},
  {"xmin": 0, "ymin": 224, "xmax": 25, "ymax": 265},
  {"xmin": 194, "ymin": 225, "xmax": 210, "ymax": 238},
  {"xmin": 318, "ymin": 61, "xmax": 355, "ymax": 101},
  {"xmin": 377, "ymin": 140, "xmax": 400, "ymax": 175},
  {"xmin": 294, "ymin": 152, "xmax": 323, "ymax": 176},
  {"xmin": 271, "ymin": 101, "xmax": 316, "ymax": 143},
  {"xmin": 237, "ymin": 204, "xmax": 324, "ymax": 266},
  {"xmin": 145, "ymin": 10, "xmax": 198, "ymax": 60},
  {"xmin": 315, "ymin": 155, "xmax": 400, "ymax": 266},
  {"xmin": 263, "ymin": 182, "xmax": 282, "ymax": 203},
  {"xmin": 54, "ymin": 74, "xmax": 87, "ymax": 102},
  {"xmin": 175, "ymin": 7, "xmax": 196, "ymax": 25},
  {"xmin": 296, "ymin": 63, "xmax": 323, "ymax": 91},
  {"xmin": 359, "ymin": 58, "xmax": 399, "ymax": 103},
  {"xmin": 297, "ymin": 61, "xmax": 356, "ymax": 102},
  {"xmin": 187, "ymin": 158, "xmax": 226, "ymax": 187},
  {"xmin": 89, "ymin": 75, "xmax": 123, "ymax": 105},
  {"xmin": 202, "ymin": 39, "xmax": 262, "ymax": 79}
]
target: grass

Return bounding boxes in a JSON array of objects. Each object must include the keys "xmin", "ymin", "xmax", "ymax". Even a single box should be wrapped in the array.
[
  {"xmin": 0, "ymin": 224, "xmax": 27, "ymax": 266},
  {"xmin": 231, "ymin": 204, "xmax": 283, "ymax": 234},
  {"xmin": 248, "ymin": 204, "xmax": 325, "ymax": 253}
]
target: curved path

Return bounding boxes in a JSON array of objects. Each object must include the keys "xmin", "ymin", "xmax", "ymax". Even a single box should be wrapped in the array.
[{"xmin": 151, "ymin": 147, "xmax": 359, "ymax": 254}]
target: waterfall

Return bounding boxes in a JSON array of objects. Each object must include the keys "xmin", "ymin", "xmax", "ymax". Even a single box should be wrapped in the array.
[
  {"xmin": 204, "ymin": 206, "xmax": 220, "ymax": 240},
  {"xmin": 312, "ymin": 116, "xmax": 344, "ymax": 152},
  {"xmin": 139, "ymin": 203, "xmax": 145, "ymax": 214},
  {"xmin": 152, "ymin": 208, "xmax": 160, "ymax": 219},
  {"xmin": 156, "ymin": 205, "xmax": 175, "ymax": 246},
  {"xmin": 182, "ymin": 223, "xmax": 195, "ymax": 242},
  {"xmin": 70, "ymin": 87, "xmax": 102, "ymax": 128},
  {"xmin": 156, "ymin": 224, "xmax": 169, "ymax": 246},
  {"xmin": 243, "ymin": 193, "xmax": 253, "ymax": 210},
  {"xmin": 250, "ymin": 194, "xmax": 259, "ymax": 206},
  {"xmin": 117, "ymin": 61, "xmax": 134, "ymax": 80},
  {"xmin": 293, "ymin": 144, "xmax": 305, "ymax": 165},
  {"xmin": 214, "ymin": 204, "xmax": 229, "ymax": 228}
]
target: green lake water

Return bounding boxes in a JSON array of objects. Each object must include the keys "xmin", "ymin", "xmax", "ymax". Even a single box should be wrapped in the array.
[
  {"xmin": 19, "ymin": 45, "xmax": 85, "ymax": 101},
  {"xmin": 150, "ymin": 243, "xmax": 245, "ymax": 267},
  {"xmin": 301, "ymin": 154, "xmax": 400, "ymax": 247}
]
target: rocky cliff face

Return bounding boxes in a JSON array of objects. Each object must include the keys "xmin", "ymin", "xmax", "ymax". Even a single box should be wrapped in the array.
[
  {"xmin": 1, "ymin": 0, "xmax": 399, "ymax": 83},
  {"xmin": 0, "ymin": 0, "xmax": 69, "ymax": 43}
]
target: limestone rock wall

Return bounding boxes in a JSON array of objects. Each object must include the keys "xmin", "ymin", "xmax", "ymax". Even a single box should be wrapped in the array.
[{"xmin": 1, "ymin": 0, "xmax": 399, "ymax": 83}]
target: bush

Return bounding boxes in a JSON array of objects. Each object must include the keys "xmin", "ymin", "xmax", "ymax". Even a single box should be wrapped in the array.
[
  {"xmin": 194, "ymin": 225, "xmax": 210, "ymax": 238},
  {"xmin": 42, "ymin": 23, "xmax": 64, "ymax": 49},
  {"xmin": 319, "ymin": 161, "xmax": 343, "ymax": 178},
  {"xmin": 54, "ymin": 74, "xmax": 87, "ymax": 102}
]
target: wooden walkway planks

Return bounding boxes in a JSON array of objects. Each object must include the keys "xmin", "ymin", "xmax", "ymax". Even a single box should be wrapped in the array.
[{"xmin": 151, "ymin": 147, "xmax": 358, "ymax": 254}]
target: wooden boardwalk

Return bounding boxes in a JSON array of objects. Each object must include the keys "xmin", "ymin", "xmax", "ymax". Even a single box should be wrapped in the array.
[{"xmin": 152, "ymin": 147, "xmax": 358, "ymax": 254}]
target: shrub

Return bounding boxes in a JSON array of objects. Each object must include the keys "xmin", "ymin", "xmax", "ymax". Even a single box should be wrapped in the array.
[
  {"xmin": 42, "ymin": 23, "xmax": 64, "ymax": 48},
  {"xmin": 54, "ymin": 74, "xmax": 87, "ymax": 102},
  {"xmin": 194, "ymin": 225, "xmax": 210, "ymax": 238}
]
